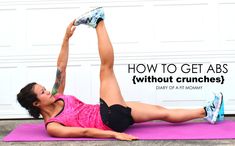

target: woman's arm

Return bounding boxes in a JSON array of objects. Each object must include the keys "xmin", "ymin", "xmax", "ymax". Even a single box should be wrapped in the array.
[
  {"xmin": 47, "ymin": 122, "xmax": 138, "ymax": 141},
  {"xmin": 52, "ymin": 21, "xmax": 76, "ymax": 95}
]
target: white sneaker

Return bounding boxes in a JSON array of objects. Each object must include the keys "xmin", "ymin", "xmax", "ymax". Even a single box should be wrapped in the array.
[
  {"xmin": 74, "ymin": 7, "xmax": 105, "ymax": 28},
  {"xmin": 204, "ymin": 92, "xmax": 223, "ymax": 124}
]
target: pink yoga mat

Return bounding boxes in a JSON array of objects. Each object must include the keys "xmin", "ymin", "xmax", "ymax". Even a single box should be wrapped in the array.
[{"xmin": 3, "ymin": 120, "xmax": 235, "ymax": 142}]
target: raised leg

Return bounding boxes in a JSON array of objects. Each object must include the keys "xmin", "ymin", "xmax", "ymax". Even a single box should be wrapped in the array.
[
  {"xmin": 126, "ymin": 101, "xmax": 205, "ymax": 123},
  {"xmin": 96, "ymin": 21, "xmax": 127, "ymax": 107}
]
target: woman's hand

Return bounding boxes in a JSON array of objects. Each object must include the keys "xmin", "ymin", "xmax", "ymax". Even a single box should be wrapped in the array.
[
  {"xmin": 64, "ymin": 20, "xmax": 76, "ymax": 39},
  {"xmin": 114, "ymin": 132, "xmax": 138, "ymax": 141}
]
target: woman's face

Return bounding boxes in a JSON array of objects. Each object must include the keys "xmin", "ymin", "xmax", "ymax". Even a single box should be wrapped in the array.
[{"xmin": 33, "ymin": 84, "xmax": 55, "ymax": 107}]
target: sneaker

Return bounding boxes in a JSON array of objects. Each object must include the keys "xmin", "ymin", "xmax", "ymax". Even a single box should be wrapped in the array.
[
  {"xmin": 217, "ymin": 97, "xmax": 224, "ymax": 122},
  {"xmin": 74, "ymin": 7, "xmax": 105, "ymax": 28},
  {"xmin": 204, "ymin": 92, "xmax": 223, "ymax": 124}
]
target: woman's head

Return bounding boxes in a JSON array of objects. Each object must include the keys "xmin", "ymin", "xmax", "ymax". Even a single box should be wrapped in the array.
[
  {"xmin": 17, "ymin": 82, "xmax": 54, "ymax": 119},
  {"xmin": 17, "ymin": 82, "xmax": 40, "ymax": 118}
]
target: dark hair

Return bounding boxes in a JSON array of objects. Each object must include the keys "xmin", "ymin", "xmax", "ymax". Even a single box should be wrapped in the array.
[{"xmin": 17, "ymin": 82, "xmax": 41, "ymax": 119}]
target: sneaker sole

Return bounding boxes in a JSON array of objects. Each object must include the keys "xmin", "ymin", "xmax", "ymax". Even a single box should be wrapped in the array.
[
  {"xmin": 217, "ymin": 100, "xmax": 224, "ymax": 121},
  {"xmin": 211, "ymin": 92, "xmax": 223, "ymax": 124}
]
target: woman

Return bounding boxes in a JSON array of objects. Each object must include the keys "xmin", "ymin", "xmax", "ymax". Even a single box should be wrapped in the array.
[{"xmin": 17, "ymin": 7, "xmax": 223, "ymax": 141}]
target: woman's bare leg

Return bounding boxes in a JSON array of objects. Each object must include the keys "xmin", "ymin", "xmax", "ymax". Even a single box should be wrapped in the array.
[
  {"xmin": 126, "ymin": 101, "xmax": 205, "ymax": 123},
  {"xmin": 96, "ymin": 20, "xmax": 127, "ymax": 107},
  {"xmin": 96, "ymin": 21, "xmax": 206, "ymax": 124},
  {"xmin": 95, "ymin": 21, "xmax": 205, "ymax": 123}
]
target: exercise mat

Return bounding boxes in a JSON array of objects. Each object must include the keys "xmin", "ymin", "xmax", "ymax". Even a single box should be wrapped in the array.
[{"xmin": 3, "ymin": 120, "xmax": 235, "ymax": 141}]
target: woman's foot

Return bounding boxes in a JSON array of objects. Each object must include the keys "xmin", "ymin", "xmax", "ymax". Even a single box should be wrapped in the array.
[
  {"xmin": 74, "ymin": 7, "xmax": 105, "ymax": 28},
  {"xmin": 204, "ymin": 92, "xmax": 223, "ymax": 124}
]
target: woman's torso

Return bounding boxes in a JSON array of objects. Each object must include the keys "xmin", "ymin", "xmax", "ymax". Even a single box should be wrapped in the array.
[{"xmin": 45, "ymin": 94, "xmax": 111, "ymax": 130}]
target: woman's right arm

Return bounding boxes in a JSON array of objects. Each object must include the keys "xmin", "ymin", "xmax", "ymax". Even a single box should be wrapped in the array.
[
  {"xmin": 47, "ymin": 122, "xmax": 137, "ymax": 141},
  {"xmin": 51, "ymin": 21, "xmax": 76, "ymax": 95}
]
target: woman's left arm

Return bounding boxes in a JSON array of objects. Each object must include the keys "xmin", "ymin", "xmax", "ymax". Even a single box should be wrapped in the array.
[{"xmin": 52, "ymin": 20, "xmax": 76, "ymax": 95}]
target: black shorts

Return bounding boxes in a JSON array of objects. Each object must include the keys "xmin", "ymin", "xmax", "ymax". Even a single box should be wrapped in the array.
[{"xmin": 100, "ymin": 98, "xmax": 134, "ymax": 132}]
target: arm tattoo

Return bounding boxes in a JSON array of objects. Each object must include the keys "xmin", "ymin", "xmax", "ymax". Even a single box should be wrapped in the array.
[{"xmin": 52, "ymin": 68, "xmax": 62, "ymax": 95}]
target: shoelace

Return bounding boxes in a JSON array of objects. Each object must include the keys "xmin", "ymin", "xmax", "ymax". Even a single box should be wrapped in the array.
[{"xmin": 207, "ymin": 101, "xmax": 216, "ymax": 111}]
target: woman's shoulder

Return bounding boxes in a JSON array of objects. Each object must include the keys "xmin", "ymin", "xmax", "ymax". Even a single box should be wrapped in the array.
[
  {"xmin": 53, "ymin": 94, "xmax": 84, "ymax": 104},
  {"xmin": 53, "ymin": 93, "xmax": 68, "ymax": 100}
]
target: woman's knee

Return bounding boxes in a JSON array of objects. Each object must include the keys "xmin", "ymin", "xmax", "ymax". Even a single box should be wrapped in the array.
[
  {"xmin": 100, "ymin": 65, "xmax": 113, "ymax": 74},
  {"xmin": 100, "ymin": 62, "xmax": 113, "ymax": 70}
]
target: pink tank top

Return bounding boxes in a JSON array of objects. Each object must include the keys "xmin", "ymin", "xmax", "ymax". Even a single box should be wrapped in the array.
[{"xmin": 45, "ymin": 94, "xmax": 111, "ymax": 130}]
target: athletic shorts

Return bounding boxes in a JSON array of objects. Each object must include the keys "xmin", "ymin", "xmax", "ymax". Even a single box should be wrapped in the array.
[{"xmin": 100, "ymin": 98, "xmax": 134, "ymax": 132}]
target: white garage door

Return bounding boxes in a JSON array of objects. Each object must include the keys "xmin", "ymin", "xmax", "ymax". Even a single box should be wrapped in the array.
[{"xmin": 0, "ymin": 0, "xmax": 234, "ymax": 119}]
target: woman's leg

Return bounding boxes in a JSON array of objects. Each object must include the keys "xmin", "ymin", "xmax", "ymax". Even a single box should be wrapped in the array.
[
  {"xmin": 96, "ymin": 21, "xmax": 205, "ymax": 123},
  {"xmin": 96, "ymin": 20, "xmax": 127, "ymax": 107},
  {"xmin": 126, "ymin": 101, "xmax": 205, "ymax": 123}
]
